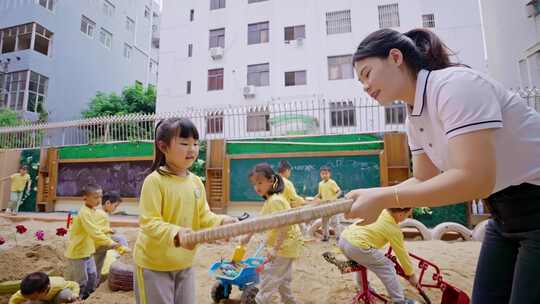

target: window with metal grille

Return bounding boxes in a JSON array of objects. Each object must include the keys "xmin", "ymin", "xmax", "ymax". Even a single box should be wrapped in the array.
[
  {"xmin": 378, "ymin": 3, "xmax": 400, "ymax": 28},
  {"xmin": 330, "ymin": 101, "xmax": 356, "ymax": 127},
  {"xmin": 208, "ymin": 68, "xmax": 224, "ymax": 91},
  {"xmin": 27, "ymin": 71, "xmax": 48, "ymax": 113},
  {"xmin": 328, "ymin": 55, "xmax": 353, "ymax": 80},
  {"xmin": 206, "ymin": 111, "xmax": 224, "ymax": 134},
  {"xmin": 326, "ymin": 10, "xmax": 351, "ymax": 35},
  {"xmin": 247, "ymin": 63, "xmax": 269, "ymax": 86},
  {"xmin": 422, "ymin": 14, "xmax": 435, "ymax": 28},
  {"xmin": 385, "ymin": 102, "xmax": 406, "ymax": 124},
  {"xmin": 80, "ymin": 16, "xmax": 95, "ymax": 38},
  {"xmin": 248, "ymin": 21, "xmax": 269, "ymax": 45},
  {"xmin": 210, "ymin": 0, "xmax": 226, "ymax": 10},
  {"xmin": 209, "ymin": 28, "xmax": 225, "ymax": 48},
  {"xmin": 284, "ymin": 70, "xmax": 306, "ymax": 86},
  {"xmin": 247, "ymin": 108, "xmax": 270, "ymax": 132},
  {"xmin": 284, "ymin": 25, "xmax": 305, "ymax": 42}
]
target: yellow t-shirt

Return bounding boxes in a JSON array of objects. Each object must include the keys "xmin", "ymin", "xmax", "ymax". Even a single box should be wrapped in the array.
[
  {"xmin": 10, "ymin": 173, "xmax": 30, "ymax": 192},
  {"xmin": 281, "ymin": 177, "xmax": 304, "ymax": 208},
  {"xmin": 9, "ymin": 277, "xmax": 79, "ymax": 304},
  {"xmin": 318, "ymin": 178, "xmax": 340, "ymax": 201},
  {"xmin": 341, "ymin": 210, "xmax": 414, "ymax": 276},
  {"xmin": 65, "ymin": 205, "xmax": 115, "ymax": 259},
  {"xmin": 260, "ymin": 193, "xmax": 303, "ymax": 258},
  {"xmin": 133, "ymin": 170, "xmax": 225, "ymax": 271},
  {"xmin": 94, "ymin": 209, "xmax": 112, "ymax": 247}
]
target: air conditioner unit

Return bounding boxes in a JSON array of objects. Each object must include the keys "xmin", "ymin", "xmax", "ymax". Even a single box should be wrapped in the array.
[
  {"xmin": 295, "ymin": 37, "xmax": 304, "ymax": 46},
  {"xmin": 243, "ymin": 85, "xmax": 256, "ymax": 98},
  {"xmin": 210, "ymin": 47, "xmax": 224, "ymax": 60},
  {"xmin": 526, "ymin": 0, "xmax": 540, "ymax": 17}
]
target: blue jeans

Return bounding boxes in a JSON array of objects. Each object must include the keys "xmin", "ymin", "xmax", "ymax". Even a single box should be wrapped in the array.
[{"xmin": 472, "ymin": 219, "xmax": 540, "ymax": 303}]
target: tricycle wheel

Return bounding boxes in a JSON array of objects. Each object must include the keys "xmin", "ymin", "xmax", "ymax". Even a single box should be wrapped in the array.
[
  {"xmin": 240, "ymin": 285, "xmax": 259, "ymax": 304},
  {"xmin": 211, "ymin": 281, "xmax": 230, "ymax": 303}
]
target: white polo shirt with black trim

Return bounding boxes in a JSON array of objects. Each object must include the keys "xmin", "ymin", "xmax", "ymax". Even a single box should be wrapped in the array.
[{"xmin": 406, "ymin": 67, "xmax": 540, "ymax": 194}]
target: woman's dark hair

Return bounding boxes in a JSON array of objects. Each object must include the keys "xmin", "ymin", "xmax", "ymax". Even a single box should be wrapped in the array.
[
  {"xmin": 249, "ymin": 163, "xmax": 285, "ymax": 198},
  {"xmin": 151, "ymin": 117, "xmax": 199, "ymax": 175},
  {"xmin": 278, "ymin": 160, "xmax": 292, "ymax": 173},
  {"xmin": 353, "ymin": 28, "xmax": 460, "ymax": 73},
  {"xmin": 20, "ymin": 272, "xmax": 50, "ymax": 295}
]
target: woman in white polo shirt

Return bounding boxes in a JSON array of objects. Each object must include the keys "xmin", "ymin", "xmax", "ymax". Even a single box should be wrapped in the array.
[{"xmin": 344, "ymin": 28, "xmax": 540, "ymax": 304}]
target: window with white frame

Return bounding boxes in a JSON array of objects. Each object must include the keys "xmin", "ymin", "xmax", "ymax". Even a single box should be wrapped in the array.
[
  {"xmin": 209, "ymin": 28, "xmax": 225, "ymax": 48},
  {"xmin": 188, "ymin": 43, "xmax": 193, "ymax": 57},
  {"xmin": 422, "ymin": 14, "xmax": 435, "ymax": 28},
  {"xmin": 328, "ymin": 55, "xmax": 353, "ymax": 80},
  {"xmin": 190, "ymin": 9, "xmax": 194, "ymax": 21},
  {"xmin": 208, "ymin": 68, "xmax": 224, "ymax": 91},
  {"xmin": 284, "ymin": 70, "xmax": 306, "ymax": 86},
  {"xmin": 330, "ymin": 101, "xmax": 356, "ymax": 127},
  {"xmin": 326, "ymin": 10, "xmax": 351, "ymax": 35},
  {"xmin": 99, "ymin": 28, "xmax": 112, "ymax": 49},
  {"xmin": 126, "ymin": 17, "xmax": 135, "ymax": 34},
  {"xmin": 284, "ymin": 25, "xmax": 305, "ymax": 42},
  {"xmin": 248, "ymin": 21, "xmax": 269, "ymax": 45},
  {"xmin": 0, "ymin": 71, "xmax": 27, "ymax": 110},
  {"xmin": 186, "ymin": 81, "xmax": 191, "ymax": 94},
  {"xmin": 385, "ymin": 101, "xmax": 406, "ymax": 125},
  {"xmin": 144, "ymin": 6, "xmax": 151, "ymax": 19},
  {"xmin": 210, "ymin": 0, "xmax": 225, "ymax": 10},
  {"xmin": 247, "ymin": 63, "xmax": 269, "ymax": 86},
  {"xmin": 38, "ymin": 0, "xmax": 54, "ymax": 11},
  {"xmin": 206, "ymin": 111, "xmax": 224, "ymax": 134},
  {"xmin": 123, "ymin": 43, "xmax": 132, "ymax": 59},
  {"xmin": 247, "ymin": 108, "xmax": 270, "ymax": 132},
  {"xmin": 27, "ymin": 71, "xmax": 48, "ymax": 113},
  {"xmin": 80, "ymin": 15, "xmax": 95, "ymax": 38},
  {"xmin": 0, "ymin": 23, "xmax": 52, "ymax": 56},
  {"xmin": 103, "ymin": 0, "xmax": 115, "ymax": 17},
  {"xmin": 378, "ymin": 3, "xmax": 400, "ymax": 28}
]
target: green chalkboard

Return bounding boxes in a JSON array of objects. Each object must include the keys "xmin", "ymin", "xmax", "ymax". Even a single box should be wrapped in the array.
[{"xmin": 229, "ymin": 154, "xmax": 380, "ymax": 202}]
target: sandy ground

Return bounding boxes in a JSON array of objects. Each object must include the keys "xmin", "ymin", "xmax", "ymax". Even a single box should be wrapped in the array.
[{"xmin": 0, "ymin": 217, "xmax": 481, "ymax": 304}]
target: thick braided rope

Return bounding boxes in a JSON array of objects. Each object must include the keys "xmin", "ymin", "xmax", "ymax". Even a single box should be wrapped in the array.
[{"xmin": 183, "ymin": 198, "xmax": 354, "ymax": 245}]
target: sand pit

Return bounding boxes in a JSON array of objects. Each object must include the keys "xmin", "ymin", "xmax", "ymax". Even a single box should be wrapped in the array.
[{"xmin": 0, "ymin": 217, "xmax": 481, "ymax": 304}]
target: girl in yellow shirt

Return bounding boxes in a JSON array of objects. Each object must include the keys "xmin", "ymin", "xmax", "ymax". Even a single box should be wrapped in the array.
[
  {"xmin": 243, "ymin": 163, "xmax": 303, "ymax": 304},
  {"xmin": 133, "ymin": 118, "xmax": 237, "ymax": 304}
]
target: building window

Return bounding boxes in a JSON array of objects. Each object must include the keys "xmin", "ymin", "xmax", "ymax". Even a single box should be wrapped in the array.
[
  {"xmin": 123, "ymin": 43, "xmax": 132, "ymax": 59},
  {"xmin": 422, "ymin": 14, "xmax": 435, "ymax": 28},
  {"xmin": 27, "ymin": 71, "xmax": 48, "ymax": 113},
  {"xmin": 190, "ymin": 9, "xmax": 194, "ymax": 21},
  {"xmin": 248, "ymin": 21, "xmax": 269, "ymax": 45},
  {"xmin": 328, "ymin": 55, "xmax": 353, "ymax": 80},
  {"xmin": 284, "ymin": 25, "xmax": 305, "ymax": 42},
  {"xmin": 38, "ymin": 0, "xmax": 54, "ymax": 11},
  {"xmin": 0, "ymin": 23, "xmax": 52, "ymax": 56},
  {"xmin": 126, "ymin": 17, "xmax": 135, "ymax": 34},
  {"xmin": 247, "ymin": 108, "xmax": 270, "ymax": 132},
  {"xmin": 150, "ymin": 59, "xmax": 158, "ymax": 75},
  {"xmin": 385, "ymin": 102, "xmax": 406, "ymax": 125},
  {"xmin": 208, "ymin": 68, "xmax": 224, "ymax": 91},
  {"xmin": 326, "ymin": 10, "xmax": 351, "ymax": 35},
  {"xmin": 99, "ymin": 28, "xmax": 113, "ymax": 49},
  {"xmin": 284, "ymin": 70, "xmax": 306, "ymax": 86},
  {"xmin": 248, "ymin": 0, "xmax": 268, "ymax": 3},
  {"xmin": 378, "ymin": 3, "xmax": 400, "ymax": 28},
  {"xmin": 206, "ymin": 111, "xmax": 224, "ymax": 134},
  {"xmin": 103, "ymin": 0, "xmax": 115, "ymax": 17},
  {"xmin": 186, "ymin": 81, "xmax": 191, "ymax": 94},
  {"xmin": 528, "ymin": 51, "xmax": 540, "ymax": 87},
  {"xmin": 144, "ymin": 6, "xmax": 151, "ymax": 19},
  {"xmin": 519, "ymin": 59, "xmax": 530, "ymax": 86},
  {"xmin": 80, "ymin": 15, "xmax": 96, "ymax": 38},
  {"xmin": 209, "ymin": 28, "xmax": 225, "ymax": 48},
  {"xmin": 188, "ymin": 43, "xmax": 193, "ymax": 57},
  {"xmin": 247, "ymin": 63, "xmax": 269, "ymax": 87},
  {"xmin": 0, "ymin": 71, "xmax": 27, "ymax": 111},
  {"xmin": 330, "ymin": 101, "xmax": 356, "ymax": 127},
  {"xmin": 210, "ymin": 0, "xmax": 225, "ymax": 10}
]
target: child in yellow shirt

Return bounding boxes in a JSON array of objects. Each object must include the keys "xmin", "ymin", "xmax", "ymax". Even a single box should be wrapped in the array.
[
  {"xmin": 133, "ymin": 118, "xmax": 237, "ymax": 304},
  {"xmin": 93, "ymin": 191, "xmax": 128, "ymax": 282},
  {"xmin": 316, "ymin": 166, "xmax": 342, "ymax": 241},
  {"xmin": 9, "ymin": 272, "xmax": 80, "ymax": 304},
  {"xmin": 64, "ymin": 183, "xmax": 119, "ymax": 299},
  {"xmin": 340, "ymin": 208, "xmax": 418, "ymax": 304},
  {"xmin": 278, "ymin": 160, "xmax": 305, "ymax": 208},
  {"xmin": 242, "ymin": 163, "xmax": 303, "ymax": 304},
  {"xmin": 2, "ymin": 165, "xmax": 31, "ymax": 215}
]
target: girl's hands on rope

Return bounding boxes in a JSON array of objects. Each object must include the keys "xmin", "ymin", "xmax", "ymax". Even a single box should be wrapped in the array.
[{"xmin": 344, "ymin": 187, "xmax": 391, "ymax": 225}]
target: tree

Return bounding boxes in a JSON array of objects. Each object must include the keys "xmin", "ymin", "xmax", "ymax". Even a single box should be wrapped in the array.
[{"xmin": 83, "ymin": 84, "xmax": 156, "ymax": 118}]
